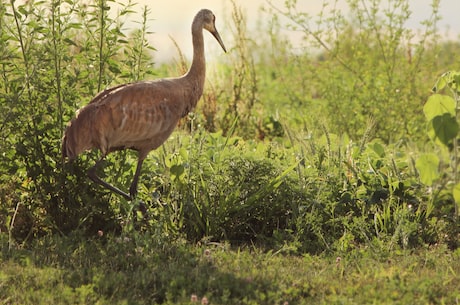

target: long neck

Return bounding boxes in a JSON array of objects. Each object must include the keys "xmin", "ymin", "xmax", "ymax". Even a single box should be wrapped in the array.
[{"xmin": 184, "ymin": 20, "xmax": 206, "ymax": 91}]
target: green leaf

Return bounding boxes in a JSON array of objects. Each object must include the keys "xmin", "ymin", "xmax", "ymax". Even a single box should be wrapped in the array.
[
  {"xmin": 63, "ymin": 38, "xmax": 77, "ymax": 47},
  {"xmin": 170, "ymin": 164, "xmax": 185, "ymax": 182},
  {"xmin": 427, "ymin": 113, "xmax": 458, "ymax": 147},
  {"xmin": 433, "ymin": 71, "xmax": 460, "ymax": 93},
  {"xmin": 245, "ymin": 160, "xmax": 300, "ymax": 206},
  {"xmin": 453, "ymin": 73, "xmax": 460, "ymax": 93},
  {"xmin": 423, "ymin": 94, "xmax": 456, "ymax": 120},
  {"xmin": 367, "ymin": 141, "xmax": 385, "ymax": 158},
  {"xmin": 432, "ymin": 75, "xmax": 447, "ymax": 93},
  {"xmin": 18, "ymin": 5, "xmax": 29, "ymax": 17},
  {"xmin": 415, "ymin": 153, "xmax": 439, "ymax": 186}
]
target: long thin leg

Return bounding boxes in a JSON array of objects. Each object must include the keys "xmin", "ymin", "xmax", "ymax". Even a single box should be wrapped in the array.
[
  {"xmin": 129, "ymin": 158, "xmax": 144, "ymax": 199},
  {"xmin": 88, "ymin": 158, "xmax": 132, "ymax": 201}
]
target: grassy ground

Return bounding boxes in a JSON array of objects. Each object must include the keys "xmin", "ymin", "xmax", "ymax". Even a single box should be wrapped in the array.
[{"xmin": 1, "ymin": 233, "xmax": 459, "ymax": 305}]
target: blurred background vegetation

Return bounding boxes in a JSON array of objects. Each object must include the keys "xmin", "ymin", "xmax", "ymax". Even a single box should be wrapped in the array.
[{"xmin": 1, "ymin": 0, "xmax": 459, "ymax": 255}]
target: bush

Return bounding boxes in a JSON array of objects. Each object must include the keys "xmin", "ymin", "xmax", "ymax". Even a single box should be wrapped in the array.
[{"xmin": 0, "ymin": 0, "xmax": 155, "ymax": 238}]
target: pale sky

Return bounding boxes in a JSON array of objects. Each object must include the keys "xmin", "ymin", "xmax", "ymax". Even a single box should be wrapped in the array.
[{"xmin": 114, "ymin": 0, "xmax": 460, "ymax": 62}]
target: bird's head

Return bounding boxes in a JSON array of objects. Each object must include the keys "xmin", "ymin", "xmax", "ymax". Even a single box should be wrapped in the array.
[{"xmin": 199, "ymin": 9, "xmax": 227, "ymax": 53}]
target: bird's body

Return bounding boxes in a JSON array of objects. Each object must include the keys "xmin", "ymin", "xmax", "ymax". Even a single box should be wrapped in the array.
[
  {"xmin": 62, "ymin": 9, "xmax": 226, "ymax": 200},
  {"xmin": 63, "ymin": 78, "xmax": 201, "ymax": 160}
]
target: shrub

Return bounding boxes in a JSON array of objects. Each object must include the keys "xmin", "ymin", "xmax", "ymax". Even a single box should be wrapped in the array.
[{"xmin": 0, "ymin": 0, "xmax": 155, "ymax": 239}]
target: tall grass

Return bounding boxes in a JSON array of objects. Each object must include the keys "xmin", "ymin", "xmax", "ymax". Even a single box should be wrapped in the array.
[{"xmin": 263, "ymin": 0, "xmax": 443, "ymax": 143}]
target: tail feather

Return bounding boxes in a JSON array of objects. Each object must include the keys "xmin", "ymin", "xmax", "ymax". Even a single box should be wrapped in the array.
[
  {"xmin": 62, "ymin": 85, "xmax": 128, "ymax": 161},
  {"xmin": 61, "ymin": 124, "xmax": 80, "ymax": 160},
  {"xmin": 61, "ymin": 106, "xmax": 96, "ymax": 160}
]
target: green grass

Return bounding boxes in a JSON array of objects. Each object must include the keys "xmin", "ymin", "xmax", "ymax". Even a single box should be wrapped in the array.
[{"xmin": 1, "ymin": 234, "xmax": 459, "ymax": 305}]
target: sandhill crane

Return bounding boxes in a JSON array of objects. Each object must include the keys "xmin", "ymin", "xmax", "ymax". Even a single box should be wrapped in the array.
[{"xmin": 62, "ymin": 9, "xmax": 226, "ymax": 200}]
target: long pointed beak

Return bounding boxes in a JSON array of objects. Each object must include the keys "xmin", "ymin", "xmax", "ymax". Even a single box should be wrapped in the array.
[{"xmin": 211, "ymin": 30, "xmax": 227, "ymax": 53}]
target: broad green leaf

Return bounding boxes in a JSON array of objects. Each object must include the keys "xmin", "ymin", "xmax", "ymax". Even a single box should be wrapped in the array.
[
  {"xmin": 367, "ymin": 141, "xmax": 385, "ymax": 158},
  {"xmin": 432, "ymin": 75, "xmax": 447, "ymax": 93},
  {"xmin": 415, "ymin": 153, "xmax": 439, "ymax": 186},
  {"xmin": 179, "ymin": 147, "xmax": 188, "ymax": 160},
  {"xmin": 170, "ymin": 164, "xmax": 185, "ymax": 182},
  {"xmin": 427, "ymin": 113, "xmax": 458, "ymax": 147},
  {"xmin": 423, "ymin": 94, "xmax": 456, "ymax": 120}
]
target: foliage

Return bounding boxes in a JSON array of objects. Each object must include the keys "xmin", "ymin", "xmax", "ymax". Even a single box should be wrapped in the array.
[
  {"xmin": 140, "ymin": 128, "xmax": 303, "ymax": 244},
  {"xmin": 264, "ymin": 0, "xmax": 441, "ymax": 143},
  {"xmin": 0, "ymin": 0, "xmax": 458, "ymax": 268},
  {"xmin": 118, "ymin": 123, "xmax": 456, "ymax": 252},
  {"xmin": 0, "ymin": 0, "xmax": 156, "ymax": 241},
  {"xmin": 419, "ymin": 71, "xmax": 460, "ymax": 220}
]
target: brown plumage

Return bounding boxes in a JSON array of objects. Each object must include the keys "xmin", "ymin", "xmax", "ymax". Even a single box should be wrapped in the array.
[{"xmin": 62, "ymin": 9, "xmax": 226, "ymax": 200}]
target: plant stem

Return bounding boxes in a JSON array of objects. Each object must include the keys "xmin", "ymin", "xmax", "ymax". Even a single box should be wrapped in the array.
[
  {"xmin": 455, "ymin": 89, "xmax": 460, "ymax": 218},
  {"xmin": 51, "ymin": 0, "xmax": 63, "ymax": 141},
  {"xmin": 8, "ymin": 202, "xmax": 20, "ymax": 251},
  {"xmin": 97, "ymin": 0, "xmax": 106, "ymax": 92}
]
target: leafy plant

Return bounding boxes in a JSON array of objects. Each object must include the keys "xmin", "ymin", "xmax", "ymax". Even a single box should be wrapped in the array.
[
  {"xmin": 134, "ymin": 127, "xmax": 303, "ymax": 243},
  {"xmin": 0, "ymin": 0, "xmax": 155, "ymax": 239},
  {"xmin": 419, "ymin": 71, "xmax": 460, "ymax": 219}
]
